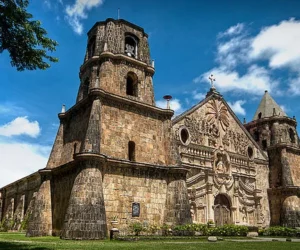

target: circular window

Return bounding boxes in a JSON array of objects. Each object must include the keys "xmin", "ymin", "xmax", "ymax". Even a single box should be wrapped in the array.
[
  {"xmin": 247, "ymin": 146, "xmax": 254, "ymax": 159},
  {"xmin": 180, "ymin": 127, "xmax": 190, "ymax": 145}
]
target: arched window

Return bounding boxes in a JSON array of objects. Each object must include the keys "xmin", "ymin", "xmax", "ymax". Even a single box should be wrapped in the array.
[
  {"xmin": 82, "ymin": 78, "xmax": 89, "ymax": 98},
  {"xmin": 128, "ymin": 141, "xmax": 135, "ymax": 161},
  {"xmin": 73, "ymin": 143, "xmax": 77, "ymax": 154},
  {"xmin": 126, "ymin": 72, "xmax": 138, "ymax": 96},
  {"xmin": 258, "ymin": 112, "xmax": 262, "ymax": 119},
  {"xmin": 254, "ymin": 130, "xmax": 260, "ymax": 141},
  {"xmin": 88, "ymin": 36, "xmax": 96, "ymax": 59},
  {"xmin": 262, "ymin": 139, "xmax": 267, "ymax": 150},
  {"xmin": 125, "ymin": 34, "xmax": 138, "ymax": 58},
  {"xmin": 289, "ymin": 128, "xmax": 296, "ymax": 143}
]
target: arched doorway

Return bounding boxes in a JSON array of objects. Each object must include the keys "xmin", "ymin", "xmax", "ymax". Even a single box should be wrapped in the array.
[{"xmin": 214, "ymin": 194, "xmax": 231, "ymax": 226}]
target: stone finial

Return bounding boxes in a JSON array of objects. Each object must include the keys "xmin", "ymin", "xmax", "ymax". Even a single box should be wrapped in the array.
[
  {"xmin": 104, "ymin": 42, "xmax": 108, "ymax": 52},
  {"xmin": 163, "ymin": 95, "xmax": 172, "ymax": 109},
  {"xmin": 151, "ymin": 60, "xmax": 155, "ymax": 68},
  {"xmin": 61, "ymin": 104, "xmax": 66, "ymax": 113},
  {"xmin": 95, "ymin": 77, "xmax": 100, "ymax": 88},
  {"xmin": 243, "ymin": 118, "xmax": 246, "ymax": 124}
]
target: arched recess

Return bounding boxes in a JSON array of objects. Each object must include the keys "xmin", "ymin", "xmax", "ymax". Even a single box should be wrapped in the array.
[
  {"xmin": 190, "ymin": 202, "xmax": 197, "ymax": 223},
  {"xmin": 214, "ymin": 194, "xmax": 232, "ymax": 226},
  {"xmin": 281, "ymin": 196, "xmax": 300, "ymax": 227},
  {"xmin": 126, "ymin": 72, "xmax": 138, "ymax": 97},
  {"xmin": 128, "ymin": 141, "xmax": 136, "ymax": 161},
  {"xmin": 289, "ymin": 128, "xmax": 296, "ymax": 143},
  {"xmin": 88, "ymin": 36, "xmax": 96, "ymax": 59},
  {"xmin": 125, "ymin": 33, "xmax": 139, "ymax": 58}
]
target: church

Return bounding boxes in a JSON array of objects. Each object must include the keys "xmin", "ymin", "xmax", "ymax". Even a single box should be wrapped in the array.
[{"xmin": 0, "ymin": 18, "xmax": 299, "ymax": 239}]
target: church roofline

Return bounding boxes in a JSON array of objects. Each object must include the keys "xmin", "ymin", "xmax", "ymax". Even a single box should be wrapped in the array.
[
  {"xmin": 252, "ymin": 90, "xmax": 287, "ymax": 121},
  {"xmin": 87, "ymin": 18, "xmax": 148, "ymax": 37},
  {"xmin": 0, "ymin": 171, "xmax": 40, "ymax": 191}
]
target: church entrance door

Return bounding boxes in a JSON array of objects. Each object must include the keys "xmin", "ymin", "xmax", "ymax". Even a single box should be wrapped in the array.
[{"xmin": 214, "ymin": 194, "xmax": 231, "ymax": 226}]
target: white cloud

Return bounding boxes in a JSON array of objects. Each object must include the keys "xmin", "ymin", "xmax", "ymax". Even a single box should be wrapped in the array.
[
  {"xmin": 228, "ymin": 100, "xmax": 246, "ymax": 116},
  {"xmin": 194, "ymin": 19, "xmax": 300, "ymax": 96},
  {"xmin": 0, "ymin": 141, "xmax": 50, "ymax": 187},
  {"xmin": 0, "ymin": 103, "xmax": 25, "ymax": 115},
  {"xmin": 192, "ymin": 90, "xmax": 205, "ymax": 101},
  {"xmin": 195, "ymin": 65, "xmax": 276, "ymax": 95},
  {"xmin": 279, "ymin": 104, "xmax": 289, "ymax": 114},
  {"xmin": 216, "ymin": 35, "xmax": 251, "ymax": 69},
  {"xmin": 250, "ymin": 18, "xmax": 300, "ymax": 70},
  {"xmin": 43, "ymin": 0, "xmax": 51, "ymax": 9},
  {"xmin": 156, "ymin": 98, "xmax": 183, "ymax": 115},
  {"xmin": 218, "ymin": 23, "xmax": 245, "ymax": 38},
  {"xmin": 65, "ymin": 0, "xmax": 104, "ymax": 35},
  {"xmin": 288, "ymin": 75, "xmax": 300, "ymax": 95},
  {"xmin": 0, "ymin": 117, "xmax": 41, "ymax": 138}
]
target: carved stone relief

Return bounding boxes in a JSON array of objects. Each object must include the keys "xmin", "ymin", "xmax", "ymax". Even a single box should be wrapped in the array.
[
  {"xmin": 222, "ymin": 130, "xmax": 249, "ymax": 155},
  {"xmin": 206, "ymin": 99, "xmax": 229, "ymax": 132}
]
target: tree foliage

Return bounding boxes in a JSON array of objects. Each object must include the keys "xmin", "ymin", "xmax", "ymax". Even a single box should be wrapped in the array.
[{"xmin": 0, "ymin": 0, "xmax": 58, "ymax": 71}]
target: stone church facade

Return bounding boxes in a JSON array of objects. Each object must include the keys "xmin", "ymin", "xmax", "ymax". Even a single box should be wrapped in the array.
[{"xmin": 0, "ymin": 18, "xmax": 300, "ymax": 239}]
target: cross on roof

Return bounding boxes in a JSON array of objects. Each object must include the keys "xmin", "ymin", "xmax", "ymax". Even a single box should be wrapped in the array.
[{"xmin": 209, "ymin": 74, "xmax": 216, "ymax": 89}]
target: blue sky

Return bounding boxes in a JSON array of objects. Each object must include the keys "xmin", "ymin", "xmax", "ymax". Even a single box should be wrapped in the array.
[{"xmin": 1, "ymin": 0, "xmax": 300, "ymax": 186}]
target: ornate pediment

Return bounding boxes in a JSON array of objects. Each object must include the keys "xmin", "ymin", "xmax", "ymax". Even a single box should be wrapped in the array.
[{"xmin": 173, "ymin": 96, "xmax": 267, "ymax": 161}]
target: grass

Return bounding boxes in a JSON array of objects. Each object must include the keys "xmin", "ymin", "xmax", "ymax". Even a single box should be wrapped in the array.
[{"xmin": 0, "ymin": 232, "xmax": 299, "ymax": 250}]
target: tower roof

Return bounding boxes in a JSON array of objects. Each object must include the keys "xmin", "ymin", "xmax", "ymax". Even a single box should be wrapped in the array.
[{"xmin": 253, "ymin": 90, "xmax": 287, "ymax": 120}]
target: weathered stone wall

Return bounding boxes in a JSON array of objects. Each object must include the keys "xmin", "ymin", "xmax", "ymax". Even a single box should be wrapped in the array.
[
  {"xmin": 61, "ymin": 161, "xmax": 107, "ymax": 240},
  {"xmin": 164, "ymin": 177, "xmax": 192, "ymax": 225},
  {"xmin": 97, "ymin": 60, "xmax": 154, "ymax": 105},
  {"xmin": 282, "ymin": 148, "xmax": 300, "ymax": 186},
  {"xmin": 255, "ymin": 163, "xmax": 271, "ymax": 226},
  {"xmin": 27, "ymin": 176, "xmax": 52, "ymax": 237},
  {"xmin": 246, "ymin": 118, "xmax": 298, "ymax": 150},
  {"xmin": 12, "ymin": 195, "xmax": 25, "ymax": 230},
  {"xmin": 0, "ymin": 192, "xmax": 2, "ymax": 222},
  {"xmin": 100, "ymin": 101, "xmax": 174, "ymax": 165},
  {"xmin": 51, "ymin": 169, "xmax": 77, "ymax": 236},
  {"xmin": 87, "ymin": 19, "xmax": 151, "ymax": 64},
  {"xmin": 103, "ymin": 165, "xmax": 168, "ymax": 230},
  {"xmin": 0, "ymin": 174, "xmax": 40, "ymax": 229},
  {"xmin": 281, "ymin": 196, "xmax": 300, "ymax": 227},
  {"xmin": 47, "ymin": 106, "xmax": 91, "ymax": 168}
]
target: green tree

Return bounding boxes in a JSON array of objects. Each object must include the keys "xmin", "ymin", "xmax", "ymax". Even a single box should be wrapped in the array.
[{"xmin": 0, "ymin": 0, "xmax": 58, "ymax": 71}]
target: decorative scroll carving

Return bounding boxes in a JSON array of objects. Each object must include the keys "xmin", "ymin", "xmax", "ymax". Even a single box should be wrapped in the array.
[
  {"xmin": 175, "ymin": 115, "xmax": 223, "ymax": 146},
  {"xmin": 206, "ymin": 99, "xmax": 229, "ymax": 132},
  {"xmin": 239, "ymin": 178, "xmax": 255, "ymax": 193},
  {"xmin": 184, "ymin": 117, "xmax": 204, "ymax": 144},
  {"xmin": 222, "ymin": 129, "xmax": 249, "ymax": 155}
]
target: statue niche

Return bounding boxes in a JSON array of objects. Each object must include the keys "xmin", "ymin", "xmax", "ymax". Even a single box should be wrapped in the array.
[
  {"xmin": 214, "ymin": 151, "xmax": 230, "ymax": 175},
  {"xmin": 213, "ymin": 149, "xmax": 233, "ymax": 189}
]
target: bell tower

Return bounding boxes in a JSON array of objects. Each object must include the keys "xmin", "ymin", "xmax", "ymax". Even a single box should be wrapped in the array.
[
  {"xmin": 245, "ymin": 90, "xmax": 300, "ymax": 227},
  {"xmin": 40, "ymin": 18, "xmax": 192, "ymax": 240},
  {"xmin": 76, "ymin": 18, "xmax": 155, "ymax": 105}
]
